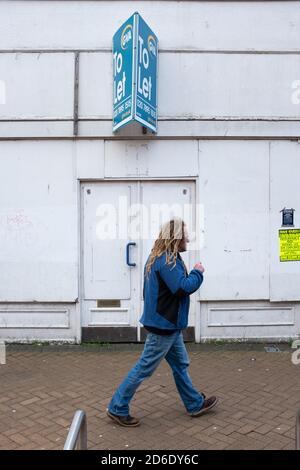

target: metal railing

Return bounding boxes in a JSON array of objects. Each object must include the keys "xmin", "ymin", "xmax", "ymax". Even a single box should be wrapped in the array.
[
  {"xmin": 63, "ymin": 407, "xmax": 300, "ymax": 450},
  {"xmin": 296, "ymin": 409, "xmax": 300, "ymax": 450},
  {"xmin": 64, "ymin": 410, "xmax": 87, "ymax": 450}
]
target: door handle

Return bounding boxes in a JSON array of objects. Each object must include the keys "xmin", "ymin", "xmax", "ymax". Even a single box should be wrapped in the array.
[{"xmin": 126, "ymin": 242, "xmax": 136, "ymax": 267}]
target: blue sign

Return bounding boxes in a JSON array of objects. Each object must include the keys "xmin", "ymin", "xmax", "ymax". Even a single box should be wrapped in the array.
[
  {"xmin": 113, "ymin": 13, "xmax": 135, "ymax": 131},
  {"xmin": 113, "ymin": 13, "xmax": 158, "ymax": 133},
  {"xmin": 134, "ymin": 14, "xmax": 158, "ymax": 132}
]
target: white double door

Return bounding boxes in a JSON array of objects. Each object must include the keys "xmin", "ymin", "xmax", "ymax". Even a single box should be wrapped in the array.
[{"xmin": 81, "ymin": 180, "xmax": 198, "ymax": 334}]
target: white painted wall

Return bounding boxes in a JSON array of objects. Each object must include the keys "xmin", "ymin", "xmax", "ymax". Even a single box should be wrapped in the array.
[
  {"xmin": 0, "ymin": 141, "xmax": 78, "ymax": 302},
  {"xmin": 200, "ymin": 301, "xmax": 300, "ymax": 341},
  {"xmin": 0, "ymin": 1, "xmax": 299, "ymax": 138},
  {"xmin": 80, "ymin": 52, "xmax": 300, "ymax": 120},
  {"xmin": 199, "ymin": 140, "xmax": 270, "ymax": 301},
  {"xmin": 104, "ymin": 140, "xmax": 198, "ymax": 177},
  {"xmin": 270, "ymin": 141, "xmax": 300, "ymax": 301},
  {"xmin": 2, "ymin": 50, "xmax": 299, "ymax": 126},
  {"xmin": 1, "ymin": 1, "xmax": 299, "ymax": 51},
  {"xmin": 0, "ymin": 303, "xmax": 79, "ymax": 342},
  {"xmin": 0, "ymin": 53, "xmax": 74, "ymax": 119}
]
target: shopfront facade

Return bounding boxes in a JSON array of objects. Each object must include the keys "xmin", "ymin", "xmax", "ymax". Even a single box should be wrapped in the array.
[{"xmin": 0, "ymin": 1, "xmax": 300, "ymax": 343}]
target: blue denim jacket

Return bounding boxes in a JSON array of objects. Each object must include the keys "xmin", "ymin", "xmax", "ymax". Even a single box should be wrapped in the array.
[{"xmin": 140, "ymin": 251, "xmax": 204, "ymax": 331}]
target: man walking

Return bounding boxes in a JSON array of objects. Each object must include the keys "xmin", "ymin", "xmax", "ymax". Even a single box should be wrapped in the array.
[{"xmin": 107, "ymin": 218, "xmax": 218, "ymax": 427}]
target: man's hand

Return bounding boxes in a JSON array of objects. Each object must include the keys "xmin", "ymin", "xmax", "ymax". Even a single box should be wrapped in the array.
[{"xmin": 194, "ymin": 262, "xmax": 205, "ymax": 273}]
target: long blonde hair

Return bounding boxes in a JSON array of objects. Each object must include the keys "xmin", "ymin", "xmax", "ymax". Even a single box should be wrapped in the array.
[{"xmin": 144, "ymin": 217, "xmax": 186, "ymax": 279}]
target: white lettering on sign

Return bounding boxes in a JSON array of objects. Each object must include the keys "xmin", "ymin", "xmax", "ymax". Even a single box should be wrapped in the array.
[
  {"xmin": 113, "ymin": 52, "xmax": 123, "ymax": 75},
  {"xmin": 113, "ymin": 52, "xmax": 126, "ymax": 104},
  {"xmin": 137, "ymin": 35, "xmax": 152, "ymax": 101}
]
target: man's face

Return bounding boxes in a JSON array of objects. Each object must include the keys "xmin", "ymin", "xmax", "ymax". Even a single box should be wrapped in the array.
[{"xmin": 178, "ymin": 226, "xmax": 189, "ymax": 252}]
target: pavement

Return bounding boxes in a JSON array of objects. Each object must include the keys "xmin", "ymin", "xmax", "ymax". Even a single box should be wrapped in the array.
[{"xmin": 0, "ymin": 342, "xmax": 299, "ymax": 450}]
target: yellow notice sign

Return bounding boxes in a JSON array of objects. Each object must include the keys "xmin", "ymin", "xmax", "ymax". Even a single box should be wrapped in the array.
[{"xmin": 279, "ymin": 229, "xmax": 300, "ymax": 262}]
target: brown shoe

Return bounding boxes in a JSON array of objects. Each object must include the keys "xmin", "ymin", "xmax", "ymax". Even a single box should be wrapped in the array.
[
  {"xmin": 190, "ymin": 396, "xmax": 219, "ymax": 417},
  {"xmin": 107, "ymin": 410, "xmax": 140, "ymax": 427}
]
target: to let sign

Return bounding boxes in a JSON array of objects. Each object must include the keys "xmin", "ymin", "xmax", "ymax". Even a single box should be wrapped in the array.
[{"xmin": 113, "ymin": 12, "xmax": 158, "ymax": 133}]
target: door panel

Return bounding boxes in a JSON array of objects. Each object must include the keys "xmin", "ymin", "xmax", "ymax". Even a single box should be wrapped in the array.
[
  {"xmin": 83, "ymin": 182, "xmax": 132, "ymax": 299},
  {"xmin": 140, "ymin": 181, "xmax": 197, "ymax": 326},
  {"xmin": 198, "ymin": 141, "xmax": 269, "ymax": 300}
]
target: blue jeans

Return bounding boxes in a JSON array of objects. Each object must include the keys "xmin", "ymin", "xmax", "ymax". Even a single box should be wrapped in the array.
[{"xmin": 108, "ymin": 330, "xmax": 205, "ymax": 415}]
